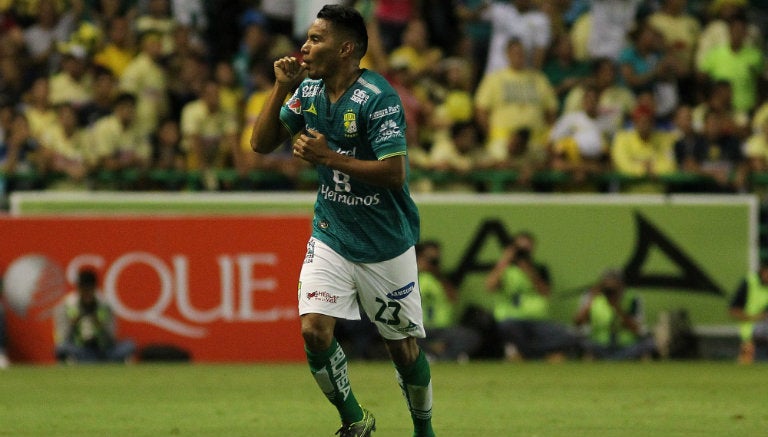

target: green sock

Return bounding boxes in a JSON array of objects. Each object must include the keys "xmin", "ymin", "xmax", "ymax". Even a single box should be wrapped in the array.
[
  {"xmin": 396, "ymin": 349, "xmax": 436, "ymax": 437},
  {"xmin": 306, "ymin": 338, "xmax": 363, "ymax": 424}
]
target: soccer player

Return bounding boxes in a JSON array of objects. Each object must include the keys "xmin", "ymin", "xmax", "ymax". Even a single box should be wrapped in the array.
[{"xmin": 250, "ymin": 5, "xmax": 435, "ymax": 437}]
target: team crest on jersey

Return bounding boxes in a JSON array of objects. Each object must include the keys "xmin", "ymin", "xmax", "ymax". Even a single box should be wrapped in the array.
[
  {"xmin": 287, "ymin": 95, "xmax": 302, "ymax": 114},
  {"xmin": 343, "ymin": 110, "xmax": 358, "ymax": 137}
]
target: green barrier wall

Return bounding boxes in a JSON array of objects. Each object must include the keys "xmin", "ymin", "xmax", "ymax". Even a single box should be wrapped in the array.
[{"xmin": 11, "ymin": 192, "xmax": 757, "ymax": 326}]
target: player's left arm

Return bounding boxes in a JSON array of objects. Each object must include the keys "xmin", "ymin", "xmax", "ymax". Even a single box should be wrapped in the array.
[{"xmin": 293, "ymin": 129, "xmax": 406, "ymax": 189}]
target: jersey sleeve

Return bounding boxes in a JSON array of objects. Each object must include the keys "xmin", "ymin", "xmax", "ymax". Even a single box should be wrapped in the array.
[
  {"xmin": 366, "ymin": 91, "xmax": 407, "ymax": 159},
  {"xmin": 279, "ymin": 86, "xmax": 305, "ymax": 137}
]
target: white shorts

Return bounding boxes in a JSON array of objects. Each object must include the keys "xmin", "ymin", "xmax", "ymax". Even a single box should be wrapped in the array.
[{"xmin": 298, "ymin": 237, "xmax": 426, "ymax": 340}]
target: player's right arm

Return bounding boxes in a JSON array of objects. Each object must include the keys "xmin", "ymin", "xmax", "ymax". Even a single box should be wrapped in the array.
[{"xmin": 250, "ymin": 56, "xmax": 307, "ymax": 154}]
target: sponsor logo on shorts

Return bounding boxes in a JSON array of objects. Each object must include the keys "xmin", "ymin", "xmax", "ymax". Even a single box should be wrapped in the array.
[
  {"xmin": 307, "ymin": 290, "xmax": 339, "ymax": 304},
  {"xmin": 386, "ymin": 282, "xmax": 415, "ymax": 300},
  {"xmin": 396, "ymin": 321, "xmax": 420, "ymax": 333}
]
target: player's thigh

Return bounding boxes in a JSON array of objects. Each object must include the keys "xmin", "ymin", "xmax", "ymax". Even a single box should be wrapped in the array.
[
  {"xmin": 355, "ymin": 246, "xmax": 426, "ymax": 340},
  {"xmin": 298, "ymin": 238, "xmax": 361, "ymax": 320}
]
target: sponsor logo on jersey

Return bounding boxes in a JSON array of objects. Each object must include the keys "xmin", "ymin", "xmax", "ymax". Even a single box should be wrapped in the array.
[
  {"xmin": 351, "ymin": 89, "xmax": 369, "ymax": 104},
  {"xmin": 375, "ymin": 119, "xmax": 403, "ymax": 143},
  {"xmin": 302, "ymin": 84, "xmax": 320, "ymax": 97},
  {"xmin": 306, "ymin": 103, "xmax": 318, "ymax": 115},
  {"xmin": 306, "ymin": 290, "xmax": 339, "ymax": 304},
  {"xmin": 304, "ymin": 239, "xmax": 316, "ymax": 264},
  {"xmin": 386, "ymin": 281, "xmax": 415, "ymax": 300},
  {"xmin": 287, "ymin": 96, "xmax": 302, "ymax": 114},
  {"xmin": 320, "ymin": 185, "xmax": 381, "ymax": 206},
  {"xmin": 343, "ymin": 111, "xmax": 358, "ymax": 137},
  {"xmin": 370, "ymin": 105, "xmax": 401, "ymax": 120}
]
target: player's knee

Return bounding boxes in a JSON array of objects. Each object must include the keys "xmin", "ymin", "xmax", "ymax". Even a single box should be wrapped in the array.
[
  {"xmin": 301, "ymin": 314, "xmax": 335, "ymax": 352},
  {"xmin": 385, "ymin": 336, "xmax": 420, "ymax": 367}
]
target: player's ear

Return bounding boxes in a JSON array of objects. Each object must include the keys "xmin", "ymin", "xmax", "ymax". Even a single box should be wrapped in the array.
[{"xmin": 340, "ymin": 40, "xmax": 354, "ymax": 56}]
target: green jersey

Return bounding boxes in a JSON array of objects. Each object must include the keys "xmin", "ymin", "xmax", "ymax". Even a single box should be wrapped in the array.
[{"xmin": 280, "ymin": 69, "xmax": 420, "ymax": 262}]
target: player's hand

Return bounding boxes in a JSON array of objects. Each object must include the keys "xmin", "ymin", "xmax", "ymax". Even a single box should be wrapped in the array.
[
  {"xmin": 274, "ymin": 56, "xmax": 307, "ymax": 86},
  {"xmin": 293, "ymin": 128, "xmax": 330, "ymax": 165}
]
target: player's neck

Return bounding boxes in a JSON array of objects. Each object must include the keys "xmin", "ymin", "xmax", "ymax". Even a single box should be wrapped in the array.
[{"xmin": 325, "ymin": 65, "xmax": 364, "ymax": 103}]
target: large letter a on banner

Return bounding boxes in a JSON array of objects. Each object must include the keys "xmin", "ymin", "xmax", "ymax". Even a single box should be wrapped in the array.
[{"xmin": 624, "ymin": 212, "xmax": 723, "ymax": 296}]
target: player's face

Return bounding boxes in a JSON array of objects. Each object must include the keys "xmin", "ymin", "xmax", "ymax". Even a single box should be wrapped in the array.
[{"xmin": 301, "ymin": 19, "xmax": 343, "ymax": 80}]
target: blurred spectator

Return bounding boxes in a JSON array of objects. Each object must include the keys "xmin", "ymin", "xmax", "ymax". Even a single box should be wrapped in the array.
[
  {"xmin": 0, "ymin": 36, "xmax": 27, "ymax": 105},
  {"xmin": 728, "ymin": 260, "xmax": 768, "ymax": 364},
  {"xmin": 573, "ymin": 269, "xmax": 656, "ymax": 361},
  {"xmin": 469, "ymin": 0, "xmax": 519, "ymax": 76},
  {"xmin": 373, "ymin": 0, "xmax": 418, "ymax": 53},
  {"xmin": 86, "ymin": 0, "xmax": 138, "ymax": 29},
  {"xmin": 93, "ymin": 15, "xmax": 136, "ymax": 78},
  {"xmin": 511, "ymin": 0, "xmax": 551, "ymax": 69},
  {"xmin": 87, "ymin": 92, "xmax": 150, "ymax": 179},
  {"xmin": 495, "ymin": 127, "xmax": 549, "ymax": 190},
  {"xmin": 259, "ymin": 0, "xmax": 294, "ymax": 39},
  {"xmin": 38, "ymin": 102, "xmax": 89, "ymax": 189},
  {"xmin": 672, "ymin": 105, "xmax": 709, "ymax": 173},
  {"xmin": 548, "ymin": 85, "xmax": 609, "ymax": 187},
  {"xmin": 475, "ymin": 37, "xmax": 557, "ymax": 164},
  {"xmin": 22, "ymin": 0, "xmax": 71, "ymax": 77},
  {"xmin": 389, "ymin": 18, "xmax": 443, "ymax": 80},
  {"xmin": 697, "ymin": 11, "xmax": 765, "ymax": 114},
  {"xmin": 611, "ymin": 103, "xmax": 676, "ymax": 189},
  {"xmin": 419, "ymin": 0, "xmax": 462, "ymax": 56},
  {"xmin": 618, "ymin": 20, "xmax": 681, "ymax": 121},
  {"xmin": 180, "ymin": 79, "xmax": 238, "ymax": 190},
  {"xmin": 691, "ymin": 80, "xmax": 749, "ymax": 140},
  {"xmin": 54, "ymin": 268, "xmax": 136, "ymax": 364},
  {"xmin": 49, "ymin": 44, "xmax": 93, "ymax": 108},
  {"xmin": 78, "ymin": 65, "xmax": 116, "ymax": 127},
  {"xmin": 425, "ymin": 121, "xmax": 484, "ymax": 192},
  {"xmin": 472, "ymin": 0, "xmax": 551, "ymax": 74},
  {"xmin": 647, "ymin": 0, "xmax": 701, "ymax": 105},
  {"xmin": 542, "ymin": 33, "xmax": 590, "ymax": 111},
  {"xmin": 416, "ymin": 240, "xmax": 482, "ymax": 362},
  {"xmin": 232, "ymin": 9, "xmax": 294, "ymax": 94},
  {"xmin": 388, "ymin": 57, "xmax": 434, "ymax": 169},
  {"xmin": 135, "ymin": 0, "xmax": 175, "ymax": 56},
  {"xmin": 119, "ymin": 30, "xmax": 169, "ymax": 137},
  {"xmin": 694, "ymin": 110, "xmax": 746, "ymax": 191},
  {"xmin": 563, "ymin": 58, "xmax": 636, "ymax": 140},
  {"xmin": 170, "ymin": 0, "xmax": 206, "ymax": 38},
  {"xmin": 0, "ymin": 110, "xmax": 43, "ymax": 190},
  {"xmin": 237, "ymin": 61, "xmax": 304, "ymax": 188},
  {"xmin": 585, "ymin": 0, "xmax": 642, "ymax": 61},
  {"xmin": 20, "ymin": 77, "xmax": 56, "ymax": 145},
  {"xmin": 146, "ymin": 116, "xmax": 185, "ymax": 191},
  {"xmin": 485, "ymin": 231, "xmax": 579, "ymax": 361},
  {"xmin": 695, "ymin": 1, "xmax": 763, "ymax": 71},
  {"xmin": 213, "ymin": 60, "xmax": 242, "ymax": 115},
  {"xmin": 742, "ymin": 118, "xmax": 768, "ymax": 176}
]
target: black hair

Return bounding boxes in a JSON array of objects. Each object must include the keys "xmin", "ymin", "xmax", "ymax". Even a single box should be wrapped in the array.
[
  {"xmin": 78, "ymin": 268, "xmax": 98, "ymax": 288},
  {"xmin": 114, "ymin": 92, "xmax": 137, "ymax": 106},
  {"xmin": 416, "ymin": 240, "xmax": 440, "ymax": 256},
  {"xmin": 317, "ymin": 4, "xmax": 368, "ymax": 59}
]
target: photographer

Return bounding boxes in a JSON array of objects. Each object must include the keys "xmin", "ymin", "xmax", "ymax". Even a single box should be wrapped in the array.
[
  {"xmin": 486, "ymin": 231, "xmax": 579, "ymax": 361},
  {"xmin": 54, "ymin": 268, "xmax": 135, "ymax": 364},
  {"xmin": 573, "ymin": 269, "xmax": 656, "ymax": 360}
]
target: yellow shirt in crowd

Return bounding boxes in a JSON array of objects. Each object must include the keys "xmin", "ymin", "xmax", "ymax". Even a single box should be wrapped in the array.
[
  {"xmin": 475, "ymin": 67, "xmax": 558, "ymax": 161},
  {"xmin": 611, "ymin": 129, "xmax": 676, "ymax": 177}
]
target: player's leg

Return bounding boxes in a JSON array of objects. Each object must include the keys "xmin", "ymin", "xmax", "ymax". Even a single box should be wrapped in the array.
[
  {"xmin": 385, "ymin": 337, "xmax": 436, "ymax": 437},
  {"xmin": 356, "ymin": 247, "xmax": 435, "ymax": 437},
  {"xmin": 298, "ymin": 238, "xmax": 371, "ymax": 430}
]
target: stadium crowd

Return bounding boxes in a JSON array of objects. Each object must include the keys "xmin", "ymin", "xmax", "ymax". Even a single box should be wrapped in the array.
[{"xmin": 1, "ymin": 0, "xmax": 768, "ymax": 197}]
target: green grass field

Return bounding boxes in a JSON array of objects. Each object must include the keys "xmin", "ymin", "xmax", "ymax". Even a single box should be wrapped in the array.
[{"xmin": 0, "ymin": 361, "xmax": 765, "ymax": 437}]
